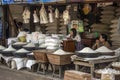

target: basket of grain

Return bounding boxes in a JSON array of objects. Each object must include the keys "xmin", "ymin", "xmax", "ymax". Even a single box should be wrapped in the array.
[
  {"xmin": 33, "ymin": 50, "xmax": 48, "ymax": 63},
  {"xmin": 47, "ymin": 49, "xmax": 74, "ymax": 65}
]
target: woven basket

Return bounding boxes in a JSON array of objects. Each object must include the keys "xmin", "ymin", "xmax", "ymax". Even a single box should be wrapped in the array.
[
  {"xmin": 47, "ymin": 53, "xmax": 73, "ymax": 65},
  {"xmin": 33, "ymin": 50, "xmax": 48, "ymax": 63}
]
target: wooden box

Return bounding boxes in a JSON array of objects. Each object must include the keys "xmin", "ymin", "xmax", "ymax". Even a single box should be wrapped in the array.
[
  {"xmin": 33, "ymin": 50, "xmax": 48, "ymax": 63},
  {"xmin": 47, "ymin": 53, "xmax": 73, "ymax": 65},
  {"xmin": 63, "ymin": 40, "xmax": 75, "ymax": 52},
  {"xmin": 64, "ymin": 70, "xmax": 91, "ymax": 80}
]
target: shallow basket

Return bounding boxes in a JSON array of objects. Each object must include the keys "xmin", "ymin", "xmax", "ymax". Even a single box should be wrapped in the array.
[
  {"xmin": 94, "ymin": 70, "xmax": 120, "ymax": 80},
  {"xmin": 75, "ymin": 52, "xmax": 100, "ymax": 58},
  {"xmin": 27, "ymin": 54, "xmax": 35, "ymax": 60},
  {"xmin": 33, "ymin": 50, "xmax": 48, "ymax": 63},
  {"xmin": 47, "ymin": 53, "xmax": 74, "ymax": 65},
  {"xmin": 23, "ymin": 47, "xmax": 36, "ymax": 51},
  {"xmin": 13, "ymin": 52, "xmax": 30, "ymax": 58},
  {"xmin": 99, "ymin": 52, "xmax": 115, "ymax": 56},
  {"xmin": 1, "ymin": 51, "xmax": 14, "ymax": 57}
]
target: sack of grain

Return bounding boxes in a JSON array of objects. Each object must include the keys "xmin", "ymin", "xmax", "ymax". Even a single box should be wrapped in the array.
[
  {"xmin": 91, "ymin": 24, "xmax": 108, "ymax": 28},
  {"xmin": 116, "ymin": 8, "xmax": 120, "ymax": 12},
  {"xmin": 100, "ymin": 15, "xmax": 114, "ymax": 19},
  {"xmin": 110, "ymin": 24, "xmax": 118, "ymax": 28},
  {"xmin": 111, "ymin": 19, "xmax": 118, "ymax": 24},
  {"xmin": 101, "ymin": 11, "xmax": 114, "ymax": 15},
  {"xmin": 102, "ymin": 6, "xmax": 115, "ymax": 11}
]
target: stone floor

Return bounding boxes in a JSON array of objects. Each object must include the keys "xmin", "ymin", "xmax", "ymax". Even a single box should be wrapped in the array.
[{"xmin": 0, "ymin": 64, "xmax": 63, "ymax": 80}]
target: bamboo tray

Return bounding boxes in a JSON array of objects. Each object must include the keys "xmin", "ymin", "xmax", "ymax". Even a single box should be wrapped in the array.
[{"xmin": 47, "ymin": 53, "xmax": 74, "ymax": 65}]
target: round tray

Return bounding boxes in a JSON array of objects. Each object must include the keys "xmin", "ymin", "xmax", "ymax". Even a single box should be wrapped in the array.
[
  {"xmin": 27, "ymin": 54, "xmax": 35, "ymax": 60},
  {"xmin": 99, "ymin": 52, "xmax": 115, "ymax": 56},
  {"xmin": 13, "ymin": 52, "xmax": 30, "ymax": 58},
  {"xmin": 12, "ymin": 44, "xmax": 25, "ymax": 50},
  {"xmin": 1, "ymin": 51, "xmax": 14, "ymax": 57},
  {"xmin": 23, "ymin": 47, "xmax": 36, "ymax": 51},
  {"xmin": 75, "ymin": 52, "xmax": 100, "ymax": 58}
]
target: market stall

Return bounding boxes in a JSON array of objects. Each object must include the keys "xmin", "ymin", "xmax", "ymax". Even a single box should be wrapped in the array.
[{"xmin": 0, "ymin": 0, "xmax": 120, "ymax": 80}]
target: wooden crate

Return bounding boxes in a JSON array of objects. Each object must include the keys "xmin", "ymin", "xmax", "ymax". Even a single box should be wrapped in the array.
[
  {"xmin": 64, "ymin": 70, "xmax": 91, "ymax": 80},
  {"xmin": 33, "ymin": 50, "xmax": 48, "ymax": 63},
  {"xmin": 47, "ymin": 53, "xmax": 73, "ymax": 65}
]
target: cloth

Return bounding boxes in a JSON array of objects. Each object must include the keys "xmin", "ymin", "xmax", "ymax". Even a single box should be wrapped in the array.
[
  {"xmin": 7, "ymin": 37, "xmax": 18, "ymax": 45},
  {"xmin": 1, "ymin": 56, "xmax": 13, "ymax": 63},
  {"xmin": 26, "ymin": 60, "xmax": 37, "ymax": 69},
  {"xmin": 12, "ymin": 58, "xmax": 27, "ymax": 70}
]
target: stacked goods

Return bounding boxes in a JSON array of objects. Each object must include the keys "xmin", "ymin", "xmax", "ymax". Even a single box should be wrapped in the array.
[
  {"xmin": 91, "ymin": 23, "xmax": 109, "ymax": 34},
  {"xmin": 31, "ymin": 32, "xmax": 39, "ymax": 44},
  {"xmin": 110, "ymin": 18, "xmax": 120, "ymax": 49},
  {"xmin": 45, "ymin": 19, "xmax": 58, "ymax": 34},
  {"xmin": 45, "ymin": 36, "xmax": 60, "ymax": 50},
  {"xmin": 38, "ymin": 34, "xmax": 46, "ymax": 48},
  {"xmin": 58, "ymin": 14, "xmax": 67, "ymax": 35},
  {"xmin": 64, "ymin": 70, "xmax": 91, "ymax": 80},
  {"xmin": 115, "ymin": 7, "xmax": 120, "ymax": 17},
  {"xmin": 100, "ymin": 6, "xmax": 115, "ymax": 25}
]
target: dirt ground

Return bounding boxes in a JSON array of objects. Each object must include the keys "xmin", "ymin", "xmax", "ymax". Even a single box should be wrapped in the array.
[{"xmin": 0, "ymin": 65, "xmax": 63, "ymax": 80}]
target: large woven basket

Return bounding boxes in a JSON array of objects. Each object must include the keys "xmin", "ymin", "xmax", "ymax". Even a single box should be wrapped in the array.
[
  {"xmin": 47, "ymin": 53, "xmax": 73, "ymax": 65},
  {"xmin": 33, "ymin": 50, "xmax": 48, "ymax": 63}
]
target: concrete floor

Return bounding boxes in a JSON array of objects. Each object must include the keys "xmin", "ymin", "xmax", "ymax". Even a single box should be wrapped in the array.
[{"xmin": 0, "ymin": 64, "xmax": 63, "ymax": 80}]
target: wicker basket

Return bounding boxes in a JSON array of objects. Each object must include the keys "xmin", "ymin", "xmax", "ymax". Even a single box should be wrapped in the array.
[
  {"xmin": 95, "ymin": 70, "xmax": 120, "ymax": 80},
  {"xmin": 33, "ymin": 50, "xmax": 48, "ymax": 63},
  {"xmin": 47, "ymin": 53, "xmax": 73, "ymax": 65},
  {"xmin": 64, "ymin": 70, "xmax": 91, "ymax": 80}
]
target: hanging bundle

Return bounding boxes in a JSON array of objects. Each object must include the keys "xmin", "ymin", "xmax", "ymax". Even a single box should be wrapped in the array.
[
  {"xmin": 22, "ymin": 7, "xmax": 30, "ymax": 23},
  {"xmin": 48, "ymin": 6, "xmax": 54, "ymax": 23},
  {"xmin": 39, "ymin": 4, "xmax": 48, "ymax": 24},
  {"xmin": 33, "ymin": 10, "xmax": 39, "ymax": 23},
  {"xmin": 55, "ymin": 8, "xmax": 59, "ymax": 18}
]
